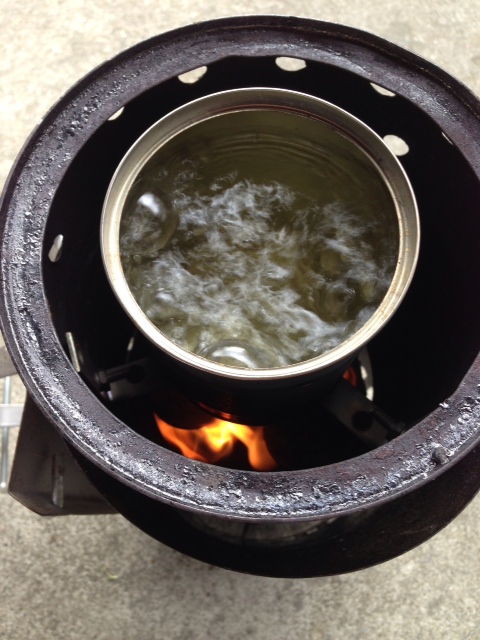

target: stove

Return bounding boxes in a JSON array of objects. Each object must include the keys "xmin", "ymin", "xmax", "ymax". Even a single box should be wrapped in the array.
[{"xmin": 2, "ymin": 16, "xmax": 480, "ymax": 577}]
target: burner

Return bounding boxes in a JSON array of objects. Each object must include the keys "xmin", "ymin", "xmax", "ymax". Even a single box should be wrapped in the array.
[{"xmin": 80, "ymin": 346, "xmax": 397, "ymax": 471}]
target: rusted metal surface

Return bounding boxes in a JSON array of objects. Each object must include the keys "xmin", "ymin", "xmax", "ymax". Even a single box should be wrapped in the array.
[{"xmin": 1, "ymin": 16, "xmax": 480, "ymax": 542}]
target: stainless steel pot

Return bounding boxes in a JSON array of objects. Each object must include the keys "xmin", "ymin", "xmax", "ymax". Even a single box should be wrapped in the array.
[{"xmin": 101, "ymin": 88, "xmax": 419, "ymax": 418}]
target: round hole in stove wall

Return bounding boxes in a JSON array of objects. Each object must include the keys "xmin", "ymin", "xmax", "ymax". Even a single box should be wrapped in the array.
[
  {"xmin": 275, "ymin": 56, "xmax": 307, "ymax": 71},
  {"xmin": 177, "ymin": 65, "xmax": 208, "ymax": 84},
  {"xmin": 107, "ymin": 106, "xmax": 125, "ymax": 121},
  {"xmin": 370, "ymin": 82, "xmax": 396, "ymax": 97},
  {"xmin": 383, "ymin": 133, "xmax": 410, "ymax": 156}
]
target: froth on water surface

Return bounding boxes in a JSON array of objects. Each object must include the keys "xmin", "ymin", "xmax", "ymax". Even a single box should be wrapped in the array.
[{"xmin": 120, "ymin": 110, "xmax": 399, "ymax": 368}]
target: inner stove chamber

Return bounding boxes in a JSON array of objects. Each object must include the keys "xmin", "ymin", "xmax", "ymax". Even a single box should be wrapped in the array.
[{"xmin": 2, "ymin": 16, "xmax": 480, "ymax": 577}]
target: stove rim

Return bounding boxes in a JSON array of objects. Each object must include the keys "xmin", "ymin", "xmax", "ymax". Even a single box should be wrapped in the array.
[{"xmin": 1, "ymin": 15, "xmax": 480, "ymax": 521}]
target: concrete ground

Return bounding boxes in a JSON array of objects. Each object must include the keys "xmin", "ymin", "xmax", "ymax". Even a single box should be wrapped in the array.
[{"xmin": 1, "ymin": 1, "xmax": 480, "ymax": 639}]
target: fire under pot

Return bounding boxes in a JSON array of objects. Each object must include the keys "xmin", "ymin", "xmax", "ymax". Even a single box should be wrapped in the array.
[{"xmin": 1, "ymin": 16, "xmax": 480, "ymax": 578}]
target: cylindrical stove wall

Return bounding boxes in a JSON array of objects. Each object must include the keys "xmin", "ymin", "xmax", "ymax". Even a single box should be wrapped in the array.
[{"xmin": 2, "ymin": 17, "xmax": 480, "ymax": 576}]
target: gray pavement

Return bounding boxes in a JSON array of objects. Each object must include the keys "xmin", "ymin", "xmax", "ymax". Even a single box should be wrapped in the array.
[{"xmin": 1, "ymin": 2, "xmax": 480, "ymax": 639}]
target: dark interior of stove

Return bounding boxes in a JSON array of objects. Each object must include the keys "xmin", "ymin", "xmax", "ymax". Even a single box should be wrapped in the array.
[{"xmin": 41, "ymin": 55, "xmax": 480, "ymax": 471}]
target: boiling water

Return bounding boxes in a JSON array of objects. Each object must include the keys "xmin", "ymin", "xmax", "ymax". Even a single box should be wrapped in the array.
[{"xmin": 120, "ymin": 110, "xmax": 399, "ymax": 368}]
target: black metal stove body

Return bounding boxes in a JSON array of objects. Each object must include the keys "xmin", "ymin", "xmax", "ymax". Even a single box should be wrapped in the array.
[{"xmin": 2, "ymin": 17, "xmax": 480, "ymax": 577}]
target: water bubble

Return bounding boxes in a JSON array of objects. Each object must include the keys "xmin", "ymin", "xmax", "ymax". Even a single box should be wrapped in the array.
[
  {"xmin": 198, "ymin": 339, "xmax": 278, "ymax": 368},
  {"xmin": 121, "ymin": 190, "xmax": 177, "ymax": 257}
]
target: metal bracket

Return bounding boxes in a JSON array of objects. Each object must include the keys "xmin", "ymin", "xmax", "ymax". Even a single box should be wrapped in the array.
[
  {"xmin": 8, "ymin": 395, "xmax": 116, "ymax": 515},
  {"xmin": 323, "ymin": 378, "xmax": 404, "ymax": 448}
]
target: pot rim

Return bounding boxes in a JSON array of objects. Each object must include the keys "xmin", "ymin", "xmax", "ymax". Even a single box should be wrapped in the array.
[{"xmin": 101, "ymin": 87, "xmax": 420, "ymax": 381}]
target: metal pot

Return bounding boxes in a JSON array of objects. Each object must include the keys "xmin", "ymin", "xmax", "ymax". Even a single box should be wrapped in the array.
[{"xmin": 101, "ymin": 88, "xmax": 419, "ymax": 419}]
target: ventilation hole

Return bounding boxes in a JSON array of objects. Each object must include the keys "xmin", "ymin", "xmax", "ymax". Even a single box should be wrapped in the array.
[
  {"xmin": 108, "ymin": 106, "xmax": 125, "ymax": 121},
  {"xmin": 178, "ymin": 66, "xmax": 208, "ymax": 84},
  {"xmin": 275, "ymin": 57, "xmax": 307, "ymax": 71},
  {"xmin": 383, "ymin": 134, "xmax": 410, "ymax": 156},
  {"xmin": 48, "ymin": 234, "xmax": 64, "ymax": 262},
  {"xmin": 442, "ymin": 131, "xmax": 454, "ymax": 145},
  {"xmin": 370, "ymin": 83, "xmax": 396, "ymax": 97}
]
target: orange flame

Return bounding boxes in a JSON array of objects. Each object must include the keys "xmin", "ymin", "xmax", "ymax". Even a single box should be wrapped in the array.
[
  {"xmin": 155, "ymin": 414, "xmax": 277, "ymax": 471},
  {"xmin": 343, "ymin": 366, "xmax": 358, "ymax": 388}
]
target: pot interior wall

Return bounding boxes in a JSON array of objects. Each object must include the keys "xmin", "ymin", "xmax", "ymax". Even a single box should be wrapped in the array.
[{"xmin": 42, "ymin": 54, "xmax": 480, "ymax": 466}]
